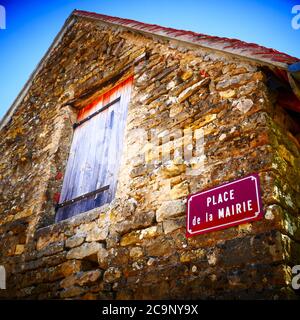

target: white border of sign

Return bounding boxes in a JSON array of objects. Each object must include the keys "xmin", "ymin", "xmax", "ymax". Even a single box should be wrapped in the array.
[{"xmin": 187, "ymin": 175, "xmax": 261, "ymax": 235}]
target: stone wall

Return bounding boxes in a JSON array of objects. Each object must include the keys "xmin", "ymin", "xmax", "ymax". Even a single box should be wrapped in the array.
[{"xmin": 0, "ymin": 16, "xmax": 299, "ymax": 299}]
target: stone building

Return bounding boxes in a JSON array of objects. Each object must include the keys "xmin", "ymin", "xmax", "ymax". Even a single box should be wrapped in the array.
[{"xmin": 0, "ymin": 10, "xmax": 300, "ymax": 299}]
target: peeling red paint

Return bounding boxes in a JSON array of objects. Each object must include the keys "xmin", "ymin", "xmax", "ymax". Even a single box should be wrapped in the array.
[
  {"xmin": 53, "ymin": 192, "xmax": 61, "ymax": 204},
  {"xmin": 77, "ymin": 76, "xmax": 134, "ymax": 121},
  {"xmin": 200, "ymin": 70, "xmax": 209, "ymax": 78},
  {"xmin": 55, "ymin": 172, "xmax": 63, "ymax": 181}
]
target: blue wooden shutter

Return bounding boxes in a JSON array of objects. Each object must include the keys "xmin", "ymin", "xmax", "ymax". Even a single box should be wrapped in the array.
[{"xmin": 55, "ymin": 78, "xmax": 132, "ymax": 222}]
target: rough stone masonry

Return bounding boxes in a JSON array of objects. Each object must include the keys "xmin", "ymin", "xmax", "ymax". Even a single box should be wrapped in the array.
[{"xmin": 0, "ymin": 11, "xmax": 300, "ymax": 300}]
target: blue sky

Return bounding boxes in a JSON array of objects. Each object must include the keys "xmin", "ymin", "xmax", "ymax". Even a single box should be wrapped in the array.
[{"xmin": 0, "ymin": 0, "xmax": 299, "ymax": 119}]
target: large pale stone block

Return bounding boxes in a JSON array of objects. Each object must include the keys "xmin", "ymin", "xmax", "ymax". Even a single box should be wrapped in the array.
[
  {"xmin": 156, "ymin": 199, "xmax": 186, "ymax": 222},
  {"xmin": 66, "ymin": 242, "xmax": 104, "ymax": 261}
]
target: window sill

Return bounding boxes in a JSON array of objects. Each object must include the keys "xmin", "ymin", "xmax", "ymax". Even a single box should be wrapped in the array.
[{"xmin": 35, "ymin": 203, "xmax": 110, "ymax": 239}]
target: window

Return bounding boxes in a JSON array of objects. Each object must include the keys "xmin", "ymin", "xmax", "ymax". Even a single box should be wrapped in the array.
[{"xmin": 55, "ymin": 77, "xmax": 133, "ymax": 222}]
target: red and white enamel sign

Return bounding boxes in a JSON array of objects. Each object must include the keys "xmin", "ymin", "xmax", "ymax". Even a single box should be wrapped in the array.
[{"xmin": 186, "ymin": 173, "xmax": 264, "ymax": 237}]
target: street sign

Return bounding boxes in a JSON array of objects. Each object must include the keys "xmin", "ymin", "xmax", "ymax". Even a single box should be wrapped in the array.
[{"xmin": 186, "ymin": 173, "xmax": 263, "ymax": 237}]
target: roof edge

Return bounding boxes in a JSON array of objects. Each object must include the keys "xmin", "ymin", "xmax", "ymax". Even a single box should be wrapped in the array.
[{"xmin": 73, "ymin": 10, "xmax": 299, "ymax": 69}]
